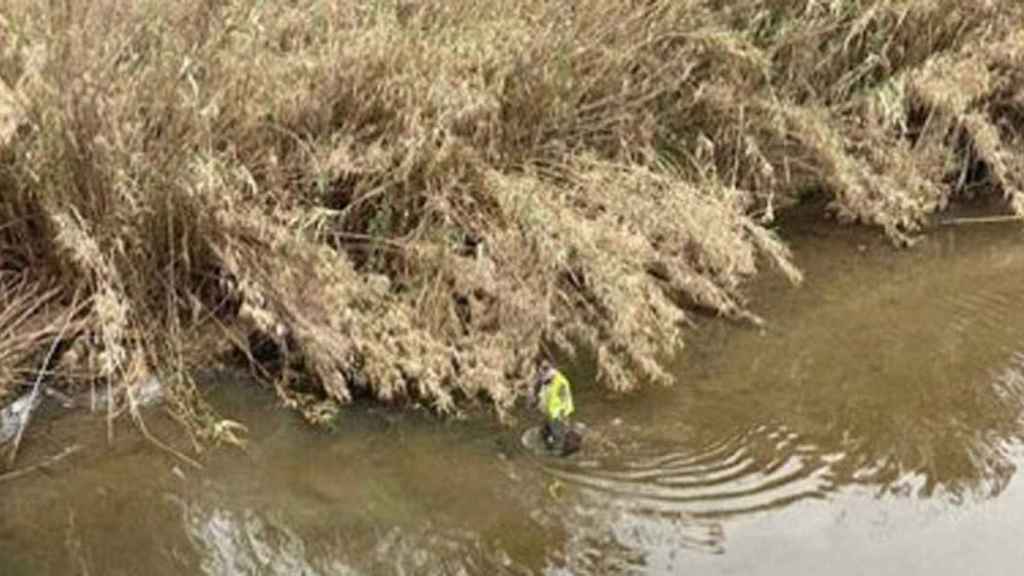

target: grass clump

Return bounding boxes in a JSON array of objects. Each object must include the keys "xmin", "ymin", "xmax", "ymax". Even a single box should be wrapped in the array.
[{"xmin": 0, "ymin": 0, "xmax": 1022, "ymax": 433}]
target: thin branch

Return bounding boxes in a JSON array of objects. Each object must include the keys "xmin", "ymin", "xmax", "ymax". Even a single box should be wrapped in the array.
[
  {"xmin": 133, "ymin": 409, "xmax": 204, "ymax": 471},
  {"xmin": 0, "ymin": 444, "xmax": 81, "ymax": 484},
  {"xmin": 6, "ymin": 303, "xmax": 77, "ymax": 467},
  {"xmin": 938, "ymin": 215, "xmax": 1024, "ymax": 226}
]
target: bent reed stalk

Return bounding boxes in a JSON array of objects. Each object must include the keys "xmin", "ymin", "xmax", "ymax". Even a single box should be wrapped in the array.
[{"xmin": 0, "ymin": 0, "xmax": 1022, "ymax": 436}]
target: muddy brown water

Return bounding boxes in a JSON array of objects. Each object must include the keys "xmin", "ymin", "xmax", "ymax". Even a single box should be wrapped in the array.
[{"xmin": 3, "ymin": 218, "xmax": 1024, "ymax": 575}]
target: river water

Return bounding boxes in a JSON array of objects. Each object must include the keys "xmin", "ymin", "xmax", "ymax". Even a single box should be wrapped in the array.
[{"xmin": 2, "ymin": 217, "xmax": 1024, "ymax": 575}]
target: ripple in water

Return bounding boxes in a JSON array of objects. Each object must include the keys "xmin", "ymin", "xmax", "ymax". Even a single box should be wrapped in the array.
[
  {"xmin": 943, "ymin": 284, "xmax": 1023, "ymax": 357},
  {"xmin": 542, "ymin": 423, "xmax": 839, "ymax": 521}
]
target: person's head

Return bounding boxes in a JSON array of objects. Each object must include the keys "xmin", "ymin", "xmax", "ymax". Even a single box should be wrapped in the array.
[
  {"xmin": 535, "ymin": 358, "xmax": 556, "ymax": 386},
  {"xmin": 532, "ymin": 356, "xmax": 557, "ymax": 379}
]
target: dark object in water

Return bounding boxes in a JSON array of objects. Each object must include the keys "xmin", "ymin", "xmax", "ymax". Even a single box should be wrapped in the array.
[
  {"xmin": 541, "ymin": 419, "xmax": 584, "ymax": 457},
  {"xmin": 521, "ymin": 423, "xmax": 585, "ymax": 457},
  {"xmin": 560, "ymin": 427, "xmax": 582, "ymax": 456}
]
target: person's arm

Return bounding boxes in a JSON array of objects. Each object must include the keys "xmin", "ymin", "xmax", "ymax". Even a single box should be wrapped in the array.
[
  {"xmin": 555, "ymin": 373, "xmax": 573, "ymax": 417},
  {"xmin": 529, "ymin": 372, "xmax": 545, "ymax": 406}
]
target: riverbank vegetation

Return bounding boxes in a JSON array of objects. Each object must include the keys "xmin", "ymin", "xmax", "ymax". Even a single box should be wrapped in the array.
[{"xmin": 1, "ymin": 0, "xmax": 1022, "ymax": 437}]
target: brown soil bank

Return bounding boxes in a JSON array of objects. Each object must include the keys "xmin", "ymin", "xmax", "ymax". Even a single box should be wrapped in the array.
[{"xmin": 1, "ymin": 1, "xmax": 1022, "ymax": 437}]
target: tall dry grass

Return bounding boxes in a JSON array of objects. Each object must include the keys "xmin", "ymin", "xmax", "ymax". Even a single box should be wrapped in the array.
[{"xmin": 0, "ymin": 0, "xmax": 1021, "ymax": 431}]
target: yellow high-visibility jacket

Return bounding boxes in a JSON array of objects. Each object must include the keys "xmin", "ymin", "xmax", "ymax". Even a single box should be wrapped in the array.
[{"xmin": 541, "ymin": 371, "xmax": 574, "ymax": 420}]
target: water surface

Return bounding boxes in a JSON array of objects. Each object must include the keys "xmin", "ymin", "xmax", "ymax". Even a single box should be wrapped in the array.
[{"xmin": 2, "ymin": 218, "xmax": 1024, "ymax": 575}]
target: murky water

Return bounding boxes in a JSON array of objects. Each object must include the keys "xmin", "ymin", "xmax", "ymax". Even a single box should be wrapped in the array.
[{"xmin": 3, "ymin": 217, "xmax": 1024, "ymax": 575}]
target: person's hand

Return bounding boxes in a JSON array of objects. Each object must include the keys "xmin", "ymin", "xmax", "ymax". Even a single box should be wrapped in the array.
[{"xmin": 526, "ymin": 383, "xmax": 537, "ymax": 405}]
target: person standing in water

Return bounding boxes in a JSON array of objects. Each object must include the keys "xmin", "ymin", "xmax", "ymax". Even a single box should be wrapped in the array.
[{"xmin": 530, "ymin": 360, "xmax": 579, "ymax": 455}]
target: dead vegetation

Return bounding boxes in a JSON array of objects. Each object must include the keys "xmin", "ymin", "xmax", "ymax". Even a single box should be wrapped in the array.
[{"xmin": 0, "ymin": 0, "xmax": 1021, "ymax": 434}]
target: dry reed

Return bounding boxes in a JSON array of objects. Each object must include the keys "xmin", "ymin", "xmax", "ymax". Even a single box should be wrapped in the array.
[{"xmin": 0, "ymin": 0, "xmax": 1021, "ymax": 433}]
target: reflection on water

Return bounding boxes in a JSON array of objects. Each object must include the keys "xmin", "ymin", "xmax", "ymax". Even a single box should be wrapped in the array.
[
  {"xmin": 2, "ymin": 220, "xmax": 1024, "ymax": 575},
  {"xmin": 185, "ymin": 506, "xmax": 332, "ymax": 576}
]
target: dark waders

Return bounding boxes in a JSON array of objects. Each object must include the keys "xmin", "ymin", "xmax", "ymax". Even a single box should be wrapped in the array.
[{"xmin": 543, "ymin": 418, "xmax": 568, "ymax": 451}]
